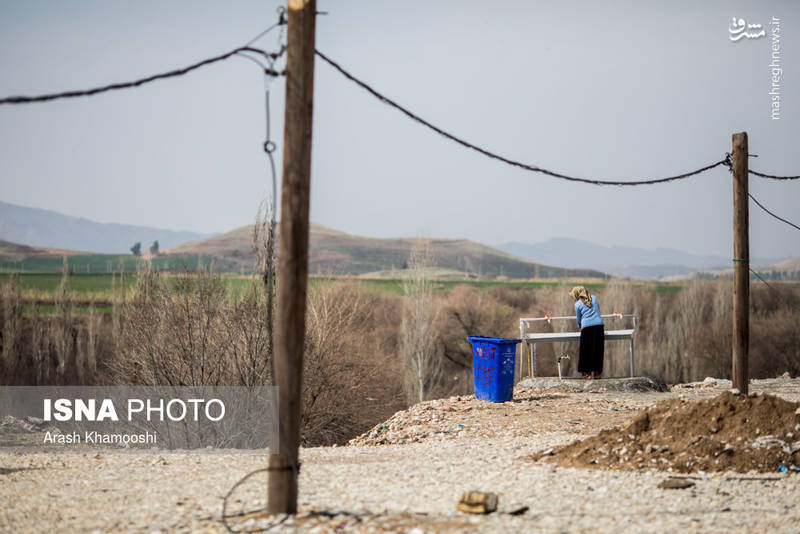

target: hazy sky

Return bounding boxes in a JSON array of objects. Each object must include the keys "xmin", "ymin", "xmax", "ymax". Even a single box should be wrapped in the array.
[{"xmin": 1, "ymin": 1, "xmax": 798, "ymax": 258}]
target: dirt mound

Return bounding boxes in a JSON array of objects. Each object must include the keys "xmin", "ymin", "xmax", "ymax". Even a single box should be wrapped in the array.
[
  {"xmin": 347, "ymin": 388, "xmax": 646, "ymax": 446},
  {"xmin": 543, "ymin": 391, "xmax": 800, "ymax": 473}
]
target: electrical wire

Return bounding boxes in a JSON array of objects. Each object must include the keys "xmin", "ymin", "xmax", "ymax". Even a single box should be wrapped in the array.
[
  {"xmin": 749, "ymin": 169, "xmax": 800, "ymax": 180},
  {"xmin": 0, "ymin": 46, "xmax": 281, "ymax": 105},
  {"xmin": 749, "ymin": 268, "xmax": 797, "ymax": 310},
  {"xmin": 243, "ymin": 6, "xmax": 287, "ymax": 47},
  {"xmin": 314, "ymin": 49, "xmax": 730, "ymax": 187},
  {"xmin": 749, "ymin": 193, "xmax": 800, "ymax": 232}
]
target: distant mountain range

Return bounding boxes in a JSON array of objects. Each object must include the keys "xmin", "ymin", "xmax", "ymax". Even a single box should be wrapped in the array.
[
  {"xmin": 0, "ymin": 201, "xmax": 604, "ymax": 278},
  {"xmin": 497, "ymin": 238, "xmax": 788, "ymax": 280},
  {"xmin": 2, "ymin": 200, "xmax": 795, "ymax": 280},
  {"xmin": 0, "ymin": 201, "xmax": 210, "ymax": 254},
  {"xmin": 168, "ymin": 224, "xmax": 605, "ymax": 279}
]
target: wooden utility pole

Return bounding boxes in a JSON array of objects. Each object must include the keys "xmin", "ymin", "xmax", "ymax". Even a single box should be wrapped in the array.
[
  {"xmin": 268, "ymin": 0, "xmax": 316, "ymax": 515},
  {"xmin": 731, "ymin": 132, "xmax": 749, "ymax": 395}
]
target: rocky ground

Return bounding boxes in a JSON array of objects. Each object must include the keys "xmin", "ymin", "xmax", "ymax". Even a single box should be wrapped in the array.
[{"xmin": 1, "ymin": 376, "xmax": 800, "ymax": 533}]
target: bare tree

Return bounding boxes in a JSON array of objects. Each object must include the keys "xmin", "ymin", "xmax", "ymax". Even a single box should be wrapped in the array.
[
  {"xmin": 111, "ymin": 264, "xmax": 230, "ymax": 386},
  {"xmin": 253, "ymin": 196, "xmax": 278, "ymax": 381},
  {"xmin": 302, "ymin": 281, "xmax": 370, "ymax": 444},
  {"xmin": 400, "ymin": 239, "xmax": 441, "ymax": 403},
  {"xmin": 53, "ymin": 257, "xmax": 74, "ymax": 377},
  {"xmin": 1, "ymin": 273, "xmax": 23, "ymax": 375}
]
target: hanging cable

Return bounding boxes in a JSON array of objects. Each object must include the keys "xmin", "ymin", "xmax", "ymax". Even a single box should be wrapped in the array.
[
  {"xmin": 243, "ymin": 6, "xmax": 287, "ymax": 47},
  {"xmin": 749, "ymin": 193, "xmax": 800, "ymax": 232},
  {"xmin": 314, "ymin": 50, "xmax": 729, "ymax": 186},
  {"xmin": 749, "ymin": 169, "xmax": 800, "ymax": 180},
  {"xmin": 0, "ymin": 8, "xmax": 287, "ymax": 106},
  {"xmin": 750, "ymin": 268, "xmax": 798, "ymax": 310},
  {"xmin": 0, "ymin": 46, "xmax": 283, "ymax": 105}
]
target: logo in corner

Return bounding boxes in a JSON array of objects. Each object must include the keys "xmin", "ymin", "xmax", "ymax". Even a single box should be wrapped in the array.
[{"xmin": 729, "ymin": 17, "xmax": 766, "ymax": 41}]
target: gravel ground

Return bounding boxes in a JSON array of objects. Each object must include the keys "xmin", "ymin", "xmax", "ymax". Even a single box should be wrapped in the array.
[{"xmin": 2, "ymin": 377, "xmax": 799, "ymax": 533}]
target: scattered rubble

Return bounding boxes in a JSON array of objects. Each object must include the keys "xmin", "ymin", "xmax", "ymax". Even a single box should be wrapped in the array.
[
  {"xmin": 1, "ymin": 415, "xmax": 51, "ymax": 433},
  {"xmin": 518, "ymin": 376, "xmax": 668, "ymax": 393},
  {"xmin": 672, "ymin": 377, "xmax": 733, "ymax": 389},
  {"xmin": 3, "ymin": 378, "xmax": 800, "ymax": 532},
  {"xmin": 348, "ymin": 387, "xmax": 648, "ymax": 446}
]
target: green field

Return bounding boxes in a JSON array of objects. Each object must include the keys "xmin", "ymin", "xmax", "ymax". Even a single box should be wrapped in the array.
[
  {"xmin": 0, "ymin": 272, "xmax": 257, "ymax": 298},
  {"xmin": 0, "ymin": 273, "xmax": 136, "ymax": 295},
  {"xmin": 0, "ymin": 254, "xmax": 208, "ymax": 274},
  {"xmin": 353, "ymin": 278, "xmax": 566, "ymax": 295}
]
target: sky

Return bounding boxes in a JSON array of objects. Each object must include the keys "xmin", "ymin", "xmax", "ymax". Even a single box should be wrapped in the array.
[{"xmin": 1, "ymin": 0, "xmax": 798, "ymax": 259}]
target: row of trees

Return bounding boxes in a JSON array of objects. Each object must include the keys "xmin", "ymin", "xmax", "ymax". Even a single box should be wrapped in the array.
[
  {"xmin": 130, "ymin": 240, "xmax": 159, "ymax": 257},
  {"xmin": 695, "ymin": 270, "xmax": 800, "ymax": 281}
]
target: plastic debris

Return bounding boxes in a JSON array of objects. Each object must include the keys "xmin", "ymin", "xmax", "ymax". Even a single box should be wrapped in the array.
[{"xmin": 457, "ymin": 491, "xmax": 498, "ymax": 514}]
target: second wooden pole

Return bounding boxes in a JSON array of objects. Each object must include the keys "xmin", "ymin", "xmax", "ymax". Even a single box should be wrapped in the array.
[{"xmin": 731, "ymin": 132, "xmax": 749, "ymax": 395}]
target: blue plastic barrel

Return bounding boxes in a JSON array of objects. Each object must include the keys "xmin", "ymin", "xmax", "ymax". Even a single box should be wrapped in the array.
[{"xmin": 467, "ymin": 336, "xmax": 521, "ymax": 402}]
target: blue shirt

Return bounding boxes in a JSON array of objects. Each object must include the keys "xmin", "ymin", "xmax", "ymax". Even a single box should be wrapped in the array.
[{"xmin": 575, "ymin": 295, "xmax": 604, "ymax": 330}]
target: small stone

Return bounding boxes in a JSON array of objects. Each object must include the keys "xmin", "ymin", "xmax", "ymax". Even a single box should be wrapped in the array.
[{"xmin": 658, "ymin": 478, "xmax": 695, "ymax": 489}]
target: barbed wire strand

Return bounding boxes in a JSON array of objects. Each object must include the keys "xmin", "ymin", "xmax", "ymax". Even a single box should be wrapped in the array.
[
  {"xmin": 749, "ymin": 193, "xmax": 800, "ymax": 232},
  {"xmin": 721, "ymin": 154, "xmax": 800, "ymax": 181},
  {"xmin": 314, "ymin": 49, "xmax": 729, "ymax": 186},
  {"xmin": 0, "ymin": 46, "xmax": 282, "ymax": 105},
  {"xmin": 749, "ymin": 169, "xmax": 800, "ymax": 180}
]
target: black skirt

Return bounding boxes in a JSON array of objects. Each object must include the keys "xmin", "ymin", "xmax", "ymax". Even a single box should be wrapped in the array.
[{"xmin": 578, "ymin": 324, "xmax": 604, "ymax": 374}]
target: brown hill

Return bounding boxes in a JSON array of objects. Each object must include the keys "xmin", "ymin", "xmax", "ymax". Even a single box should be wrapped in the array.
[
  {"xmin": 772, "ymin": 256, "xmax": 800, "ymax": 272},
  {"xmin": 0, "ymin": 240, "xmax": 83, "ymax": 262},
  {"xmin": 165, "ymin": 224, "xmax": 606, "ymax": 279}
]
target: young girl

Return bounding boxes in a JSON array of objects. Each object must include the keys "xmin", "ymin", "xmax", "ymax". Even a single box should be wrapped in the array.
[{"xmin": 569, "ymin": 286, "xmax": 605, "ymax": 379}]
